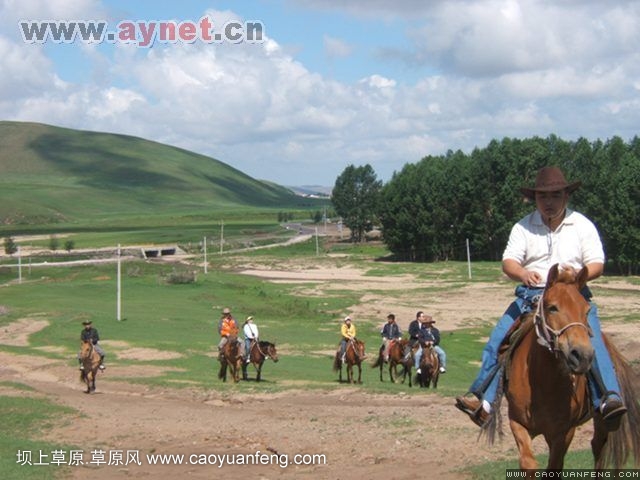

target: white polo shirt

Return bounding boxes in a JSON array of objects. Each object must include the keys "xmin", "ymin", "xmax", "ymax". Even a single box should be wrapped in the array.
[{"xmin": 502, "ymin": 209, "xmax": 605, "ymax": 287}]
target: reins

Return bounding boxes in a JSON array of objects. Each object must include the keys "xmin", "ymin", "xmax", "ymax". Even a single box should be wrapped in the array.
[
  {"xmin": 254, "ymin": 341, "xmax": 273, "ymax": 360},
  {"xmin": 533, "ymin": 289, "xmax": 591, "ymax": 353}
]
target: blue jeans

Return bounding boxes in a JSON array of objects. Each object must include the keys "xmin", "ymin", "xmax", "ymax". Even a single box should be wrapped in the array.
[
  {"xmin": 414, "ymin": 345, "xmax": 447, "ymax": 369},
  {"xmin": 468, "ymin": 286, "xmax": 620, "ymax": 409}
]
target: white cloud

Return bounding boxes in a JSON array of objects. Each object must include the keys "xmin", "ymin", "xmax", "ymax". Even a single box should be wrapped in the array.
[
  {"xmin": 323, "ymin": 35, "xmax": 353, "ymax": 59},
  {"xmin": 1, "ymin": 2, "xmax": 639, "ymax": 185}
]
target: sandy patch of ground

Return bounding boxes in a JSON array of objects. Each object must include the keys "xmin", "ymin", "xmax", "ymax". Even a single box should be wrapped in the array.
[
  {"xmin": 101, "ymin": 340, "xmax": 184, "ymax": 361},
  {"xmin": 0, "ymin": 317, "xmax": 49, "ymax": 346}
]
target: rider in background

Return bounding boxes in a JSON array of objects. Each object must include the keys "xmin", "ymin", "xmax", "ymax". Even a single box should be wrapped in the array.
[
  {"xmin": 78, "ymin": 320, "xmax": 105, "ymax": 371},
  {"xmin": 339, "ymin": 316, "xmax": 357, "ymax": 362},
  {"xmin": 380, "ymin": 313, "xmax": 402, "ymax": 362},
  {"xmin": 408, "ymin": 311, "xmax": 425, "ymax": 369},
  {"xmin": 413, "ymin": 316, "xmax": 446, "ymax": 374},
  {"xmin": 217, "ymin": 307, "xmax": 240, "ymax": 358},
  {"xmin": 243, "ymin": 316, "xmax": 259, "ymax": 364},
  {"xmin": 455, "ymin": 166, "xmax": 626, "ymax": 429}
]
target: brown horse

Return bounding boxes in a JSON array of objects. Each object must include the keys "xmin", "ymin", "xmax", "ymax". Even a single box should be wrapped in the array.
[
  {"xmin": 79, "ymin": 340, "xmax": 101, "ymax": 393},
  {"xmin": 417, "ymin": 342, "xmax": 439, "ymax": 389},
  {"xmin": 333, "ymin": 338, "xmax": 365, "ymax": 384},
  {"xmin": 242, "ymin": 340, "xmax": 279, "ymax": 382},
  {"xmin": 218, "ymin": 335, "xmax": 243, "ymax": 383},
  {"xmin": 371, "ymin": 339, "xmax": 413, "ymax": 386},
  {"xmin": 490, "ymin": 264, "xmax": 640, "ymax": 469}
]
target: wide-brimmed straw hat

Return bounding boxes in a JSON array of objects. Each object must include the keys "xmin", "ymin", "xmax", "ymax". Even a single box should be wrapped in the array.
[
  {"xmin": 520, "ymin": 166, "xmax": 581, "ymax": 200},
  {"xmin": 82, "ymin": 320, "xmax": 92, "ymax": 326}
]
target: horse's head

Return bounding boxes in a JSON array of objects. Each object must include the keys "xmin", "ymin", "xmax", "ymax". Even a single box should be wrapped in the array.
[
  {"xmin": 537, "ymin": 264, "xmax": 593, "ymax": 374},
  {"xmin": 265, "ymin": 342, "xmax": 279, "ymax": 363},
  {"xmin": 355, "ymin": 339, "xmax": 365, "ymax": 358},
  {"xmin": 80, "ymin": 340, "xmax": 93, "ymax": 358}
]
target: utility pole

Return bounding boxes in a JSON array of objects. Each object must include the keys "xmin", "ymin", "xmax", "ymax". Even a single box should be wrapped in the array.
[
  {"xmin": 17, "ymin": 246, "xmax": 22, "ymax": 284},
  {"xmin": 466, "ymin": 238, "xmax": 472, "ymax": 280},
  {"xmin": 220, "ymin": 221, "xmax": 224, "ymax": 254},
  {"xmin": 203, "ymin": 236, "xmax": 208, "ymax": 274},
  {"xmin": 116, "ymin": 244, "xmax": 122, "ymax": 321}
]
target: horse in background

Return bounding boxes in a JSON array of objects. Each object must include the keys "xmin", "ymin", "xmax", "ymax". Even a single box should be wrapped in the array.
[
  {"xmin": 218, "ymin": 335, "xmax": 243, "ymax": 383},
  {"xmin": 371, "ymin": 339, "xmax": 413, "ymax": 386},
  {"xmin": 489, "ymin": 264, "xmax": 640, "ymax": 469},
  {"xmin": 333, "ymin": 338, "xmax": 365, "ymax": 384},
  {"xmin": 416, "ymin": 342, "xmax": 439, "ymax": 389},
  {"xmin": 242, "ymin": 340, "xmax": 278, "ymax": 382},
  {"xmin": 79, "ymin": 340, "xmax": 101, "ymax": 394}
]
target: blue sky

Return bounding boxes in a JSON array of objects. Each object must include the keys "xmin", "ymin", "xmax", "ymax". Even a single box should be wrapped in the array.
[{"xmin": 2, "ymin": 0, "xmax": 640, "ymax": 186}]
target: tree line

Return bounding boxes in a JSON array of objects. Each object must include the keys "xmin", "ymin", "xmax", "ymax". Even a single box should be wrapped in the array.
[{"xmin": 332, "ymin": 135, "xmax": 640, "ymax": 275}]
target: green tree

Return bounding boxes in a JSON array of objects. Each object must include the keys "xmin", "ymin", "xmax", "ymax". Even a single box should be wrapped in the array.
[
  {"xmin": 49, "ymin": 235, "xmax": 59, "ymax": 251},
  {"xmin": 64, "ymin": 239, "xmax": 75, "ymax": 252},
  {"xmin": 332, "ymin": 164, "xmax": 382, "ymax": 242},
  {"xmin": 3, "ymin": 237, "xmax": 17, "ymax": 255}
]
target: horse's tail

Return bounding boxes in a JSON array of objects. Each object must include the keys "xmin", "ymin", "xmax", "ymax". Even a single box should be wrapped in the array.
[
  {"xmin": 371, "ymin": 354, "xmax": 382, "ymax": 369},
  {"xmin": 332, "ymin": 353, "xmax": 341, "ymax": 372},
  {"xmin": 602, "ymin": 335, "xmax": 640, "ymax": 468}
]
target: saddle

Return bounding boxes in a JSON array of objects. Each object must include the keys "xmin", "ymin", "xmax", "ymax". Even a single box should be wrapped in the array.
[{"xmin": 498, "ymin": 313, "xmax": 534, "ymax": 358}]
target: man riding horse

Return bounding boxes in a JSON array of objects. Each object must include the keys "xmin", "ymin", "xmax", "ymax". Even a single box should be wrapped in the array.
[
  {"xmin": 455, "ymin": 166, "xmax": 626, "ymax": 430},
  {"xmin": 78, "ymin": 320, "xmax": 105, "ymax": 371},
  {"xmin": 217, "ymin": 307, "xmax": 244, "ymax": 360},
  {"xmin": 339, "ymin": 316, "xmax": 364, "ymax": 362}
]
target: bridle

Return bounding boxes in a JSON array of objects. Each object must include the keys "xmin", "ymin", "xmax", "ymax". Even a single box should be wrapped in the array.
[
  {"xmin": 81, "ymin": 341, "xmax": 95, "ymax": 359},
  {"xmin": 348, "ymin": 338, "xmax": 364, "ymax": 358},
  {"xmin": 254, "ymin": 341, "xmax": 277, "ymax": 361},
  {"xmin": 533, "ymin": 289, "xmax": 591, "ymax": 353}
]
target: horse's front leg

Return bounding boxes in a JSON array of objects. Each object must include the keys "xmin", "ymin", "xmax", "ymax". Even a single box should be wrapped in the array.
[
  {"xmin": 256, "ymin": 361, "xmax": 263, "ymax": 382},
  {"xmin": 357, "ymin": 363, "xmax": 362, "ymax": 384},
  {"xmin": 591, "ymin": 416, "xmax": 608, "ymax": 469},
  {"xmin": 510, "ymin": 419, "xmax": 538, "ymax": 469},
  {"xmin": 545, "ymin": 427, "xmax": 575, "ymax": 470},
  {"xmin": 233, "ymin": 360, "xmax": 242, "ymax": 383}
]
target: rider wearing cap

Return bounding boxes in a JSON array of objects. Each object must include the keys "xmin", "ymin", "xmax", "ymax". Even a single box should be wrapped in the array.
[
  {"xmin": 455, "ymin": 166, "xmax": 626, "ymax": 430},
  {"xmin": 78, "ymin": 320, "xmax": 106, "ymax": 370},
  {"xmin": 339, "ymin": 316, "xmax": 357, "ymax": 362},
  {"xmin": 413, "ymin": 315, "xmax": 447, "ymax": 374},
  {"xmin": 243, "ymin": 316, "xmax": 259, "ymax": 364},
  {"xmin": 217, "ymin": 307, "xmax": 239, "ymax": 354}
]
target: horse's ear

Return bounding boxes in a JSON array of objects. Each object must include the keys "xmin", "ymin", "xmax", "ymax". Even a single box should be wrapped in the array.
[
  {"xmin": 576, "ymin": 267, "xmax": 589, "ymax": 290},
  {"xmin": 547, "ymin": 263, "xmax": 560, "ymax": 287}
]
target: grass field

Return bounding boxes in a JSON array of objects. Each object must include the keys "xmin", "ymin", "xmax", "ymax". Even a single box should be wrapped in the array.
[{"xmin": 1, "ymin": 236, "xmax": 638, "ymax": 478}]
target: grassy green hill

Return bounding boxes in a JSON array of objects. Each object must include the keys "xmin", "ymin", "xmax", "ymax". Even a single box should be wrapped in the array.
[{"xmin": 0, "ymin": 121, "xmax": 312, "ymax": 227}]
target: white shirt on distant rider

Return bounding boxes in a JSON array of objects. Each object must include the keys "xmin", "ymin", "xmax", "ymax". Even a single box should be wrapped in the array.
[
  {"xmin": 502, "ymin": 208, "xmax": 605, "ymax": 288},
  {"xmin": 243, "ymin": 322, "xmax": 259, "ymax": 340}
]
